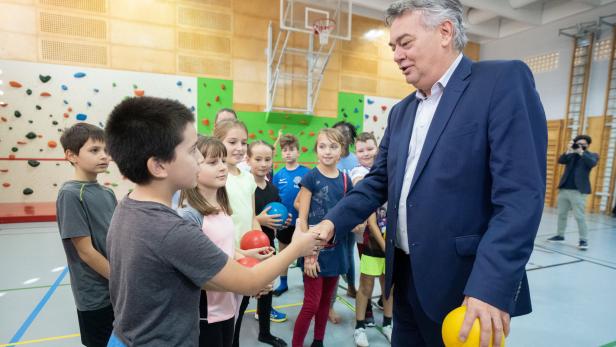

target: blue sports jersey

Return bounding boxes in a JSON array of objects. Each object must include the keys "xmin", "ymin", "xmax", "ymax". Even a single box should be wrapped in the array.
[{"xmin": 273, "ymin": 165, "xmax": 310, "ymax": 225}]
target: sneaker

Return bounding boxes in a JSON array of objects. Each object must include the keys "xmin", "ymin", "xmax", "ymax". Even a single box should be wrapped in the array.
[
  {"xmin": 374, "ymin": 297, "xmax": 384, "ymax": 311},
  {"xmin": 272, "ymin": 286, "xmax": 288, "ymax": 297},
  {"xmin": 270, "ymin": 308, "xmax": 287, "ymax": 322},
  {"xmin": 382, "ymin": 324, "xmax": 392, "ymax": 343},
  {"xmin": 354, "ymin": 328, "xmax": 369, "ymax": 347},
  {"xmin": 365, "ymin": 316, "xmax": 375, "ymax": 327},
  {"xmin": 547, "ymin": 235, "xmax": 565, "ymax": 242},
  {"xmin": 578, "ymin": 240, "xmax": 589, "ymax": 250}
]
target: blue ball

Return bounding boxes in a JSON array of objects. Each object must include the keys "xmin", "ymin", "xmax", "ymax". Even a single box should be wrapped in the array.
[{"xmin": 264, "ymin": 202, "xmax": 288, "ymax": 227}]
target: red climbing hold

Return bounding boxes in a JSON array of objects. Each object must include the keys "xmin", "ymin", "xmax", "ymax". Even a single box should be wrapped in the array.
[
  {"xmin": 68, "ymin": 107, "xmax": 73, "ymax": 112},
  {"xmin": 301, "ymin": 146, "xmax": 308, "ymax": 153},
  {"xmin": 373, "ymin": 115, "xmax": 378, "ymax": 122},
  {"xmin": 2, "ymin": 183, "xmax": 10, "ymax": 188},
  {"xmin": 1, "ymin": 117, "xmax": 7, "ymax": 122},
  {"xmin": 17, "ymin": 141, "xmax": 27, "ymax": 145},
  {"xmin": 381, "ymin": 105, "xmax": 388, "ymax": 111},
  {"xmin": 215, "ymin": 96, "xmax": 220, "ymax": 102},
  {"xmin": 206, "ymin": 102, "xmax": 211, "ymax": 107},
  {"xmin": 37, "ymin": 134, "xmax": 43, "ymax": 138},
  {"xmin": 40, "ymin": 92, "xmax": 52, "ymax": 97},
  {"xmin": 268, "ymin": 129, "xmax": 274, "ymax": 135},
  {"xmin": 0, "ymin": 169, "xmax": 7, "ymax": 173},
  {"xmin": 9, "ymin": 81, "xmax": 22, "ymax": 88},
  {"xmin": 104, "ymin": 182, "xmax": 111, "ymax": 186},
  {"xmin": 134, "ymin": 90, "xmax": 145, "ymax": 97},
  {"xmin": 258, "ymin": 130, "xmax": 263, "ymax": 134},
  {"xmin": 249, "ymin": 133, "xmax": 256, "ymax": 139},
  {"xmin": 48, "ymin": 140, "xmax": 57, "ymax": 148},
  {"xmin": 63, "ymin": 113, "xmax": 69, "ymax": 118},
  {"xmin": 202, "ymin": 119, "xmax": 211, "ymax": 127},
  {"xmin": 8, "ymin": 155, "xmax": 16, "ymax": 160},
  {"xmin": 221, "ymin": 84, "xmax": 226, "ymax": 90},
  {"xmin": 309, "ymin": 131, "xmax": 315, "ymax": 137}
]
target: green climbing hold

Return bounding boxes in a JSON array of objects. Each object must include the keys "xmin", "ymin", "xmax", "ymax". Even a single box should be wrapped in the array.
[
  {"xmin": 52, "ymin": 121, "xmax": 58, "ymax": 125},
  {"xmin": 36, "ymin": 105, "xmax": 42, "ymax": 110},
  {"xmin": 39, "ymin": 75, "xmax": 51, "ymax": 83},
  {"xmin": 23, "ymin": 188, "xmax": 34, "ymax": 195},
  {"xmin": 11, "ymin": 147, "xmax": 18, "ymax": 152},
  {"xmin": 14, "ymin": 111, "xmax": 21, "ymax": 118},
  {"xmin": 26, "ymin": 89, "xmax": 32, "ymax": 95},
  {"xmin": 27, "ymin": 160, "xmax": 40, "ymax": 167},
  {"xmin": 25, "ymin": 132, "xmax": 37, "ymax": 139}
]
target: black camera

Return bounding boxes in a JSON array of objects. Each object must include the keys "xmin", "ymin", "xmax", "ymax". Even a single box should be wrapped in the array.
[{"xmin": 572, "ymin": 143, "xmax": 586, "ymax": 150}]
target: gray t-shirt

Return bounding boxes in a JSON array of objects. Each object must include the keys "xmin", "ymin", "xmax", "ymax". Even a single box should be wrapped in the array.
[
  {"xmin": 56, "ymin": 180, "xmax": 116, "ymax": 311},
  {"xmin": 108, "ymin": 196, "xmax": 229, "ymax": 347}
]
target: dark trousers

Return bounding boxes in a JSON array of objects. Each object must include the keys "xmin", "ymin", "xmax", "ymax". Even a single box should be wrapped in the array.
[
  {"xmin": 77, "ymin": 304, "xmax": 114, "ymax": 347},
  {"xmin": 392, "ymin": 248, "xmax": 443, "ymax": 347},
  {"xmin": 200, "ymin": 317, "xmax": 235, "ymax": 347}
]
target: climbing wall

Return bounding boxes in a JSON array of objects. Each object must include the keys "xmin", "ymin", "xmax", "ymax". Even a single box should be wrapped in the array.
[
  {"xmin": 362, "ymin": 95, "xmax": 399, "ymax": 144},
  {"xmin": 0, "ymin": 59, "xmax": 197, "ymax": 203},
  {"xmin": 197, "ymin": 77, "xmax": 234, "ymax": 135}
]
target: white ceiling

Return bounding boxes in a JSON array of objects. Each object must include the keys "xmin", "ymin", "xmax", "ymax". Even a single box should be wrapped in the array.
[{"xmin": 352, "ymin": 0, "xmax": 616, "ymax": 42}]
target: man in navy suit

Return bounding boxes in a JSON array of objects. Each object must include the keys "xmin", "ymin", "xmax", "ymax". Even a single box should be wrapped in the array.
[
  {"xmin": 547, "ymin": 135, "xmax": 598, "ymax": 250},
  {"xmin": 309, "ymin": 1, "xmax": 547, "ymax": 346}
]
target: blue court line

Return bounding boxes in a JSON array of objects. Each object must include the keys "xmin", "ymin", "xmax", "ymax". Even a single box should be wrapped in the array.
[{"xmin": 6, "ymin": 266, "xmax": 69, "ymax": 346}]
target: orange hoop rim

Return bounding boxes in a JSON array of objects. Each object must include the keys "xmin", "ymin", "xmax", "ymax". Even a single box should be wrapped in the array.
[{"xmin": 313, "ymin": 18, "xmax": 336, "ymax": 35}]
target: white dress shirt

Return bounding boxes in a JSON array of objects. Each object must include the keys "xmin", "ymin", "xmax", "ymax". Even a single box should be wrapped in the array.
[{"xmin": 396, "ymin": 53, "xmax": 463, "ymax": 254}]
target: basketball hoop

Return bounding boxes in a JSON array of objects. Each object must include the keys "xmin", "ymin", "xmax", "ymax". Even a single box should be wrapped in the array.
[{"xmin": 313, "ymin": 18, "xmax": 336, "ymax": 45}]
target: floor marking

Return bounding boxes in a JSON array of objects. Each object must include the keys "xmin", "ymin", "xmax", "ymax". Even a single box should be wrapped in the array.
[
  {"xmin": 0, "ymin": 283, "xmax": 70, "ymax": 293},
  {"xmin": 0, "ymin": 334, "xmax": 80, "ymax": 347},
  {"xmin": 245, "ymin": 301, "xmax": 304, "ymax": 313},
  {"xmin": 5, "ymin": 267, "xmax": 68, "ymax": 346}
]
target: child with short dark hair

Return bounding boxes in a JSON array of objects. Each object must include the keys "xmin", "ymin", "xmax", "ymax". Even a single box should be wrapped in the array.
[
  {"xmin": 272, "ymin": 134, "xmax": 310, "ymax": 296},
  {"xmin": 104, "ymin": 97, "xmax": 319, "ymax": 347},
  {"xmin": 57, "ymin": 122, "xmax": 116, "ymax": 347}
]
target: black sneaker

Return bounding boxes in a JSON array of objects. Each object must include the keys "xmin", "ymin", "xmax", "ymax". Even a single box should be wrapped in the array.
[
  {"xmin": 578, "ymin": 240, "xmax": 588, "ymax": 250},
  {"xmin": 547, "ymin": 235, "xmax": 565, "ymax": 242},
  {"xmin": 375, "ymin": 297, "xmax": 384, "ymax": 311}
]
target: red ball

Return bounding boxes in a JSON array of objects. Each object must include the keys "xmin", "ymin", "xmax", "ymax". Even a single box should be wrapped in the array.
[
  {"xmin": 240, "ymin": 230, "xmax": 270, "ymax": 250},
  {"xmin": 237, "ymin": 257, "xmax": 260, "ymax": 268}
]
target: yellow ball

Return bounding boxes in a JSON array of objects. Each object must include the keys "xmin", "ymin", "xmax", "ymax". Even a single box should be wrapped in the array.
[{"xmin": 442, "ymin": 306, "xmax": 506, "ymax": 347}]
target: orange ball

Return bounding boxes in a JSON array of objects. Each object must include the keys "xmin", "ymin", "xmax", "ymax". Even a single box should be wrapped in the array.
[
  {"xmin": 442, "ymin": 306, "xmax": 505, "ymax": 347},
  {"xmin": 240, "ymin": 230, "xmax": 270, "ymax": 250},
  {"xmin": 237, "ymin": 257, "xmax": 260, "ymax": 268}
]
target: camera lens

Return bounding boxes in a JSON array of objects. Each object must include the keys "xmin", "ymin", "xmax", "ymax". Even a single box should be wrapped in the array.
[{"xmin": 572, "ymin": 143, "xmax": 579, "ymax": 149}]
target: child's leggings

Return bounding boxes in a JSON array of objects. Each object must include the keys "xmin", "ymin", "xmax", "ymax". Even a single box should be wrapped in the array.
[{"xmin": 292, "ymin": 275, "xmax": 338, "ymax": 347}]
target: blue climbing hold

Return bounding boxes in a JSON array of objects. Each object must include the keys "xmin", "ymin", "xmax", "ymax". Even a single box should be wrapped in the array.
[
  {"xmin": 74, "ymin": 72, "xmax": 86, "ymax": 78},
  {"xmin": 188, "ymin": 88, "xmax": 192, "ymax": 93},
  {"xmin": 176, "ymin": 81, "xmax": 183, "ymax": 87},
  {"xmin": 367, "ymin": 99, "xmax": 374, "ymax": 105},
  {"xmin": 364, "ymin": 114, "xmax": 369, "ymax": 119},
  {"xmin": 190, "ymin": 106, "xmax": 195, "ymax": 112},
  {"xmin": 61, "ymin": 85, "xmax": 68, "ymax": 91},
  {"xmin": 354, "ymin": 107, "xmax": 359, "ymax": 113},
  {"xmin": 87, "ymin": 102, "xmax": 92, "ymax": 107},
  {"xmin": 63, "ymin": 100, "xmax": 68, "ymax": 105},
  {"xmin": 76, "ymin": 113, "xmax": 87, "ymax": 121}
]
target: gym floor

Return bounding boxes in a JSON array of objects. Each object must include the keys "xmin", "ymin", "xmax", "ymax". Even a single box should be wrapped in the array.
[{"xmin": 1, "ymin": 208, "xmax": 615, "ymax": 347}]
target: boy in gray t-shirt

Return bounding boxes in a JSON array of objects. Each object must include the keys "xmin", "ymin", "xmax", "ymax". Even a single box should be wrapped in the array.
[
  {"xmin": 57, "ymin": 123, "xmax": 116, "ymax": 347},
  {"xmin": 105, "ymin": 97, "xmax": 320, "ymax": 347}
]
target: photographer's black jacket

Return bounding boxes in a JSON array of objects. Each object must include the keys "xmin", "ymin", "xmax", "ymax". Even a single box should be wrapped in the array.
[{"xmin": 558, "ymin": 151, "xmax": 599, "ymax": 194}]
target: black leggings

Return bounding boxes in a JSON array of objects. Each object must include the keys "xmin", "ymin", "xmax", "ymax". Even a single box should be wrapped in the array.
[{"xmin": 231, "ymin": 293, "xmax": 274, "ymax": 347}]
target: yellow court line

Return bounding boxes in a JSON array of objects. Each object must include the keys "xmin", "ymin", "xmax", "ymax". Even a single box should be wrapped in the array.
[
  {"xmin": 0, "ymin": 333, "xmax": 80, "ymax": 347},
  {"xmin": 245, "ymin": 301, "xmax": 304, "ymax": 313}
]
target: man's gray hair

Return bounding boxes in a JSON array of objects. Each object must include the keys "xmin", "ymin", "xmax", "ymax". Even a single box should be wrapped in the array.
[{"xmin": 385, "ymin": 0, "xmax": 468, "ymax": 51}]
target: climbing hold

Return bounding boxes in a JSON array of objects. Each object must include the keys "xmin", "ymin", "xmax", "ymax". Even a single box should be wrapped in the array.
[
  {"xmin": 93, "ymin": 88, "xmax": 99, "ymax": 93},
  {"xmin": 203, "ymin": 82, "xmax": 207, "ymax": 88},
  {"xmin": 28, "ymin": 120, "xmax": 33, "ymax": 124},
  {"xmin": 132, "ymin": 84, "xmax": 138, "ymax": 89},
  {"xmin": 26, "ymin": 89, "xmax": 32, "ymax": 95},
  {"xmin": 249, "ymin": 133, "xmax": 256, "ymax": 139},
  {"xmin": 2, "ymin": 183, "xmax": 10, "ymax": 188},
  {"xmin": 301, "ymin": 146, "xmax": 308, "ymax": 153},
  {"xmin": 112, "ymin": 183, "xmax": 118, "ymax": 187},
  {"xmin": 373, "ymin": 115, "xmax": 378, "ymax": 122},
  {"xmin": 367, "ymin": 99, "xmax": 374, "ymax": 105},
  {"xmin": 0, "ymin": 117, "xmax": 6, "ymax": 122},
  {"xmin": 206, "ymin": 102, "xmax": 211, "ymax": 107},
  {"xmin": 299, "ymin": 120, "xmax": 307, "ymax": 125},
  {"xmin": 354, "ymin": 107, "xmax": 358, "ymax": 113},
  {"xmin": 9, "ymin": 81, "xmax": 22, "ymax": 88},
  {"xmin": 112, "ymin": 82, "xmax": 117, "ymax": 87},
  {"xmin": 87, "ymin": 102, "xmax": 92, "ymax": 107},
  {"xmin": 27, "ymin": 160, "xmax": 40, "ymax": 167},
  {"xmin": 134, "ymin": 90, "xmax": 144, "ymax": 97},
  {"xmin": 268, "ymin": 129, "xmax": 274, "ymax": 135},
  {"xmin": 40, "ymin": 92, "xmax": 51, "ymax": 97},
  {"xmin": 188, "ymin": 88, "xmax": 192, "ymax": 92},
  {"xmin": 17, "ymin": 141, "xmax": 27, "ymax": 145},
  {"xmin": 99, "ymin": 122, "xmax": 104, "ymax": 128},
  {"xmin": 221, "ymin": 84, "xmax": 226, "ymax": 90},
  {"xmin": 176, "ymin": 81, "xmax": 183, "ymax": 87},
  {"xmin": 190, "ymin": 106, "xmax": 195, "ymax": 112},
  {"xmin": 324, "ymin": 123, "xmax": 329, "ymax": 128},
  {"xmin": 23, "ymin": 188, "xmax": 34, "ymax": 195},
  {"xmin": 37, "ymin": 134, "xmax": 42, "ymax": 138},
  {"xmin": 343, "ymin": 113, "xmax": 348, "ymax": 118},
  {"xmin": 364, "ymin": 114, "xmax": 369, "ymax": 119},
  {"xmin": 61, "ymin": 85, "xmax": 68, "ymax": 91},
  {"xmin": 358, "ymin": 98, "xmax": 363, "ymax": 103},
  {"xmin": 309, "ymin": 131, "xmax": 315, "ymax": 137},
  {"xmin": 25, "ymin": 132, "xmax": 36, "ymax": 139},
  {"xmin": 258, "ymin": 130, "xmax": 263, "ymax": 134},
  {"xmin": 381, "ymin": 105, "xmax": 388, "ymax": 111},
  {"xmin": 36, "ymin": 105, "xmax": 42, "ymax": 110},
  {"xmin": 48, "ymin": 140, "xmax": 57, "ymax": 148},
  {"xmin": 39, "ymin": 149, "xmax": 43, "ymax": 152},
  {"xmin": 341, "ymin": 108, "xmax": 345, "ymax": 112},
  {"xmin": 76, "ymin": 113, "xmax": 87, "ymax": 121},
  {"xmin": 63, "ymin": 100, "xmax": 68, "ymax": 105},
  {"xmin": 202, "ymin": 119, "xmax": 210, "ymax": 127},
  {"xmin": 11, "ymin": 147, "xmax": 18, "ymax": 152},
  {"xmin": 74, "ymin": 72, "xmax": 86, "ymax": 78},
  {"xmin": 215, "ymin": 95, "xmax": 220, "ymax": 102},
  {"xmin": 300, "ymin": 131, "xmax": 305, "ymax": 135},
  {"xmin": 0, "ymin": 169, "xmax": 8, "ymax": 173},
  {"xmin": 39, "ymin": 75, "xmax": 51, "ymax": 83},
  {"xmin": 68, "ymin": 107, "xmax": 73, "ymax": 112},
  {"xmin": 63, "ymin": 113, "xmax": 69, "ymax": 118},
  {"xmin": 14, "ymin": 111, "xmax": 21, "ymax": 118},
  {"xmin": 8, "ymin": 154, "xmax": 16, "ymax": 160},
  {"xmin": 0, "ymin": 102, "xmax": 7, "ymax": 107},
  {"xmin": 104, "ymin": 182, "xmax": 111, "ymax": 186},
  {"xmin": 52, "ymin": 120, "xmax": 58, "ymax": 125},
  {"xmin": 53, "ymin": 183, "xmax": 57, "ymax": 187}
]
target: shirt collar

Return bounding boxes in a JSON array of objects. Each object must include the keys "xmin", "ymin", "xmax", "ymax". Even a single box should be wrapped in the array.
[{"xmin": 416, "ymin": 53, "xmax": 464, "ymax": 100}]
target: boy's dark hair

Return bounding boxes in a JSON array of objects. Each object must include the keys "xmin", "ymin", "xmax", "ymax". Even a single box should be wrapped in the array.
[
  {"xmin": 279, "ymin": 134, "xmax": 299, "ymax": 150},
  {"xmin": 573, "ymin": 134, "xmax": 592, "ymax": 145},
  {"xmin": 60, "ymin": 122, "xmax": 105, "ymax": 155},
  {"xmin": 247, "ymin": 140, "xmax": 274, "ymax": 157},
  {"xmin": 105, "ymin": 97, "xmax": 195, "ymax": 184},
  {"xmin": 355, "ymin": 132, "xmax": 377, "ymax": 145},
  {"xmin": 214, "ymin": 108, "xmax": 238, "ymax": 123},
  {"xmin": 333, "ymin": 121, "xmax": 358, "ymax": 154}
]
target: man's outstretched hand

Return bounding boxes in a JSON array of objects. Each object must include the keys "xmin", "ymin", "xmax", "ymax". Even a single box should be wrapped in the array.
[{"xmin": 308, "ymin": 220, "xmax": 335, "ymax": 246}]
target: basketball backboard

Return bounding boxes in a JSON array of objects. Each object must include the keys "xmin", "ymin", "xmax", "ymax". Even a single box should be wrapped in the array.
[{"xmin": 280, "ymin": 0, "xmax": 352, "ymax": 41}]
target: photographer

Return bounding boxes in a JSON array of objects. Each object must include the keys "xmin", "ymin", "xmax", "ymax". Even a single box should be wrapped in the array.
[{"xmin": 547, "ymin": 135, "xmax": 599, "ymax": 250}]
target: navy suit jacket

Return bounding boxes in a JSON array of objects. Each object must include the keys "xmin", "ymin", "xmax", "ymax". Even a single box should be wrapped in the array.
[
  {"xmin": 325, "ymin": 56, "xmax": 547, "ymax": 323},
  {"xmin": 557, "ymin": 151, "xmax": 599, "ymax": 194}
]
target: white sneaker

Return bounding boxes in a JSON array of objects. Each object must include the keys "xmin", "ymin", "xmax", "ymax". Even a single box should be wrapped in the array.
[
  {"xmin": 382, "ymin": 324, "xmax": 392, "ymax": 343},
  {"xmin": 354, "ymin": 327, "xmax": 369, "ymax": 347}
]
